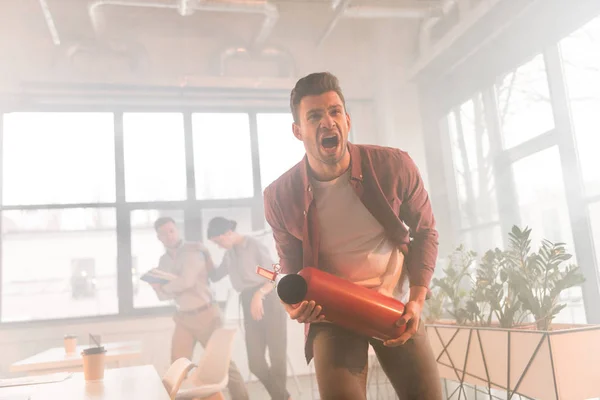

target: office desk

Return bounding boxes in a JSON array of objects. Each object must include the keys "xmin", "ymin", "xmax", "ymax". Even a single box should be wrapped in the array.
[
  {"xmin": 0, "ymin": 365, "xmax": 169, "ymax": 400},
  {"xmin": 10, "ymin": 341, "xmax": 142, "ymax": 375}
]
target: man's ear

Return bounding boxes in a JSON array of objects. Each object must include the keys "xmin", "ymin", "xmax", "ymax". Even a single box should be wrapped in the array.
[{"xmin": 292, "ymin": 122, "xmax": 302, "ymax": 141}]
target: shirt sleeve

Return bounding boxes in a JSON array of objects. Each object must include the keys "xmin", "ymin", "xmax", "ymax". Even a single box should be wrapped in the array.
[
  {"xmin": 264, "ymin": 186, "xmax": 303, "ymax": 274},
  {"xmin": 397, "ymin": 151, "xmax": 439, "ymax": 289},
  {"xmin": 161, "ymin": 251, "xmax": 206, "ymax": 295}
]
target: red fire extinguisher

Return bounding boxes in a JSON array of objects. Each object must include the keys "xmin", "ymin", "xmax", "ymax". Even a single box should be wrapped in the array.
[{"xmin": 256, "ymin": 265, "xmax": 407, "ymax": 341}]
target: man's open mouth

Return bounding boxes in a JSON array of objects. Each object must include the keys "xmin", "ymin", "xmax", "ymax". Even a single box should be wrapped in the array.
[{"xmin": 321, "ymin": 135, "xmax": 339, "ymax": 149}]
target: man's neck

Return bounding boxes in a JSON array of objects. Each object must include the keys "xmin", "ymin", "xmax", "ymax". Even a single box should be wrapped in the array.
[
  {"xmin": 166, "ymin": 240, "xmax": 183, "ymax": 256},
  {"xmin": 232, "ymin": 234, "xmax": 246, "ymax": 247},
  {"xmin": 309, "ymin": 152, "xmax": 351, "ymax": 182}
]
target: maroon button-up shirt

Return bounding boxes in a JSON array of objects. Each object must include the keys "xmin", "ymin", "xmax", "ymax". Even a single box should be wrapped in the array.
[{"xmin": 263, "ymin": 142, "xmax": 438, "ymax": 290}]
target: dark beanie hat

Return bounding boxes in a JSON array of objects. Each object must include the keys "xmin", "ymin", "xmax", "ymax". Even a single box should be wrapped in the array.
[{"xmin": 207, "ymin": 217, "xmax": 237, "ymax": 239}]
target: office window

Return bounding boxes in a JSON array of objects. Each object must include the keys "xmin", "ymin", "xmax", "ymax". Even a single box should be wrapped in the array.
[
  {"xmin": 1, "ymin": 112, "xmax": 115, "ymax": 206},
  {"xmin": 257, "ymin": 113, "xmax": 305, "ymax": 190},
  {"xmin": 447, "ymin": 95, "xmax": 499, "ymax": 229},
  {"xmin": 462, "ymin": 224, "xmax": 503, "ymax": 258},
  {"xmin": 512, "ymin": 147, "xmax": 574, "ymax": 250},
  {"xmin": 496, "ymin": 54, "xmax": 555, "ymax": 149},
  {"xmin": 560, "ymin": 15, "xmax": 600, "ymax": 198},
  {"xmin": 1, "ymin": 208, "xmax": 118, "ymax": 322},
  {"xmin": 192, "ymin": 113, "xmax": 254, "ymax": 200},
  {"xmin": 131, "ymin": 209, "xmax": 184, "ymax": 309},
  {"xmin": 123, "ymin": 113, "xmax": 187, "ymax": 202},
  {"xmin": 511, "ymin": 147, "xmax": 585, "ymax": 323}
]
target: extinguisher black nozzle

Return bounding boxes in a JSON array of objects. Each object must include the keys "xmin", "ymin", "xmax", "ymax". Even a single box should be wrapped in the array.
[{"xmin": 277, "ymin": 274, "xmax": 308, "ymax": 305}]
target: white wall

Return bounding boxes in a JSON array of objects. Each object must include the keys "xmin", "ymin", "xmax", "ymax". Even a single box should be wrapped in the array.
[{"xmin": 371, "ymin": 23, "xmax": 430, "ymax": 190}]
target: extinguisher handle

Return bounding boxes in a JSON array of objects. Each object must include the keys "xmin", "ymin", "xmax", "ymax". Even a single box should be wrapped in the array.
[{"xmin": 255, "ymin": 264, "xmax": 283, "ymax": 283}]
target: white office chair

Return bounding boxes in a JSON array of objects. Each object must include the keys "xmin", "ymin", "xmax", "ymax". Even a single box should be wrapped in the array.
[
  {"xmin": 163, "ymin": 358, "xmax": 196, "ymax": 400},
  {"xmin": 175, "ymin": 327, "xmax": 238, "ymax": 400}
]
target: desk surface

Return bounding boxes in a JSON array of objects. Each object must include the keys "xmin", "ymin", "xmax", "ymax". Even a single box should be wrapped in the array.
[
  {"xmin": 10, "ymin": 341, "xmax": 142, "ymax": 373},
  {"xmin": 0, "ymin": 365, "xmax": 170, "ymax": 400}
]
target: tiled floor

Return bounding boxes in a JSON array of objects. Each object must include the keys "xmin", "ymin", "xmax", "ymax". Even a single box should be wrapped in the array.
[
  {"xmin": 230, "ymin": 368, "xmax": 399, "ymax": 400},
  {"xmin": 236, "ymin": 374, "xmax": 538, "ymax": 400}
]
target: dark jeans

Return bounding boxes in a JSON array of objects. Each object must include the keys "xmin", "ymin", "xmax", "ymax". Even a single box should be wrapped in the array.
[
  {"xmin": 307, "ymin": 321, "xmax": 442, "ymax": 400},
  {"xmin": 240, "ymin": 286, "xmax": 290, "ymax": 400}
]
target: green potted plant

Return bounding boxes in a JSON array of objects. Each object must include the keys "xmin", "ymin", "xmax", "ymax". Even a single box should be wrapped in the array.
[
  {"xmin": 425, "ymin": 225, "xmax": 599, "ymax": 400},
  {"xmin": 425, "ymin": 245, "xmax": 475, "ymax": 324},
  {"xmin": 507, "ymin": 227, "xmax": 586, "ymax": 330}
]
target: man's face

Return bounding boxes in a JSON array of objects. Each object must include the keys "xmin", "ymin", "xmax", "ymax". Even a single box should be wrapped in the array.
[
  {"xmin": 292, "ymin": 91, "xmax": 351, "ymax": 169},
  {"xmin": 156, "ymin": 221, "xmax": 180, "ymax": 249},
  {"xmin": 210, "ymin": 233, "xmax": 234, "ymax": 250}
]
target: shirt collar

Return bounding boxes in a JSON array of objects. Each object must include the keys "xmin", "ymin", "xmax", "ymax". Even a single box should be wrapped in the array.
[
  {"xmin": 301, "ymin": 142, "xmax": 363, "ymax": 192},
  {"xmin": 166, "ymin": 240, "xmax": 185, "ymax": 258}
]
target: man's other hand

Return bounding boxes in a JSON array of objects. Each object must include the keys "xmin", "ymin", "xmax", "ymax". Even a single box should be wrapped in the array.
[
  {"xmin": 282, "ymin": 300, "xmax": 326, "ymax": 323},
  {"xmin": 383, "ymin": 300, "xmax": 423, "ymax": 347},
  {"xmin": 251, "ymin": 292, "xmax": 265, "ymax": 321}
]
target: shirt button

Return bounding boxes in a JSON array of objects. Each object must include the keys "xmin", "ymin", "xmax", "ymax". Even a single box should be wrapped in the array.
[
  {"xmin": 308, "ymin": 186, "xmax": 311, "ymax": 191},
  {"xmin": 359, "ymin": 174, "xmax": 363, "ymax": 179},
  {"xmin": 303, "ymin": 211, "xmax": 307, "ymax": 216}
]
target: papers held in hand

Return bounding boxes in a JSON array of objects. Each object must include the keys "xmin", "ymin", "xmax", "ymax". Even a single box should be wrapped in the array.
[{"xmin": 140, "ymin": 268, "xmax": 178, "ymax": 285}]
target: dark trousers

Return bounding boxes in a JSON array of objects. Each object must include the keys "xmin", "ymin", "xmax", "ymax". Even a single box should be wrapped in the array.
[
  {"xmin": 307, "ymin": 321, "xmax": 442, "ymax": 400},
  {"xmin": 240, "ymin": 287, "xmax": 290, "ymax": 400}
]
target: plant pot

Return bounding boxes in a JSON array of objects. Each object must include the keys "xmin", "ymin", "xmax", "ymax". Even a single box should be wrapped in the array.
[{"xmin": 426, "ymin": 322, "xmax": 600, "ymax": 400}]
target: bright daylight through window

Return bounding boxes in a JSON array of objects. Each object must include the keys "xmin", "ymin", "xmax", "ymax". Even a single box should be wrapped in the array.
[{"xmin": 0, "ymin": 111, "xmax": 297, "ymax": 322}]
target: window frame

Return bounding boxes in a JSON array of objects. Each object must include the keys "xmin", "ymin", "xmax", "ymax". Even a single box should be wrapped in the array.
[
  {"xmin": 0, "ymin": 103, "xmax": 302, "ymax": 326},
  {"xmin": 419, "ymin": 9, "xmax": 600, "ymax": 324}
]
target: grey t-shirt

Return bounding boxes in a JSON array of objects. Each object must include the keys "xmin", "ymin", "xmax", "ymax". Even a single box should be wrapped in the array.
[{"xmin": 210, "ymin": 236, "xmax": 274, "ymax": 292}]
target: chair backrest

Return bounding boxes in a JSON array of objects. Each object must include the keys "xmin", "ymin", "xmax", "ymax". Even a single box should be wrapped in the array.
[
  {"xmin": 190, "ymin": 326, "xmax": 237, "ymax": 386},
  {"xmin": 162, "ymin": 357, "xmax": 195, "ymax": 400}
]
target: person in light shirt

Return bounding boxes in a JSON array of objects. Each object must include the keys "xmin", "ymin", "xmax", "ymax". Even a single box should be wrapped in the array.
[{"xmin": 150, "ymin": 216, "xmax": 249, "ymax": 400}]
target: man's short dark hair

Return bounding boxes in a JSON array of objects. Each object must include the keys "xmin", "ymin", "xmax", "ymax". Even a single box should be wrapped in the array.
[
  {"xmin": 290, "ymin": 72, "xmax": 346, "ymax": 123},
  {"xmin": 154, "ymin": 216, "xmax": 175, "ymax": 232},
  {"xmin": 207, "ymin": 217, "xmax": 237, "ymax": 239}
]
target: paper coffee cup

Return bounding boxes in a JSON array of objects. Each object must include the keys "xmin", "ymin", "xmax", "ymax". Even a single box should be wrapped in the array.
[
  {"xmin": 81, "ymin": 346, "xmax": 106, "ymax": 381},
  {"xmin": 64, "ymin": 335, "xmax": 77, "ymax": 354}
]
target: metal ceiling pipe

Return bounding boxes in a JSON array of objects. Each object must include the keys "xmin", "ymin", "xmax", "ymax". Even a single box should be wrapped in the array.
[
  {"xmin": 89, "ymin": 0, "xmax": 176, "ymax": 33},
  {"xmin": 218, "ymin": 45, "xmax": 295, "ymax": 77},
  {"xmin": 343, "ymin": 6, "xmax": 434, "ymax": 19},
  {"xmin": 259, "ymin": 46, "xmax": 295, "ymax": 77},
  {"xmin": 316, "ymin": 0, "xmax": 443, "ymax": 47},
  {"xmin": 417, "ymin": 0, "xmax": 458, "ymax": 55},
  {"xmin": 219, "ymin": 47, "xmax": 251, "ymax": 76},
  {"xmin": 88, "ymin": 0, "xmax": 279, "ymax": 45},
  {"xmin": 178, "ymin": 0, "xmax": 194, "ymax": 16},
  {"xmin": 316, "ymin": 0, "xmax": 352, "ymax": 48},
  {"xmin": 38, "ymin": 0, "xmax": 61, "ymax": 45}
]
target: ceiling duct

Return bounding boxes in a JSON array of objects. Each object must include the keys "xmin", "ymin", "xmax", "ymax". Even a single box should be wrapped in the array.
[
  {"xmin": 418, "ymin": 0, "xmax": 458, "ymax": 52},
  {"xmin": 317, "ymin": 0, "xmax": 443, "ymax": 47},
  {"xmin": 66, "ymin": 39, "xmax": 150, "ymax": 72},
  {"xmin": 218, "ymin": 45, "xmax": 295, "ymax": 78},
  {"xmin": 88, "ymin": 0, "xmax": 279, "ymax": 46}
]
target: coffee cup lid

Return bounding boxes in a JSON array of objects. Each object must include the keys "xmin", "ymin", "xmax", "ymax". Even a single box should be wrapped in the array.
[
  {"xmin": 82, "ymin": 346, "xmax": 106, "ymax": 355},
  {"xmin": 64, "ymin": 334, "xmax": 77, "ymax": 339}
]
